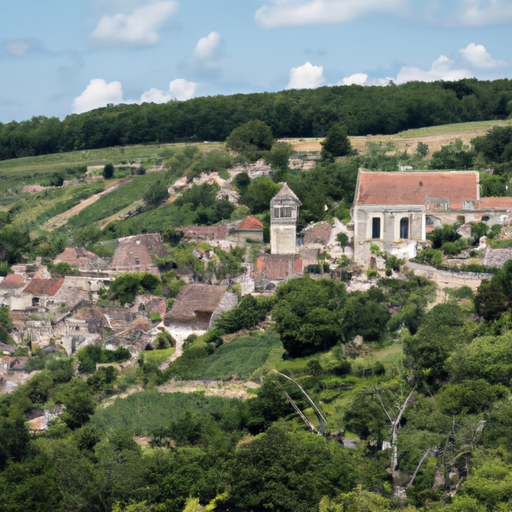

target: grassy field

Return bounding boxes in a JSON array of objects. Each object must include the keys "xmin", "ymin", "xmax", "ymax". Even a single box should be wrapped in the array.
[
  {"xmin": 9, "ymin": 181, "xmax": 105, "ymax": 231},
  {"xmin": 142, "ymin": 347, "xmax": 175, "ymax": 365},
  {"xmin": 0, "ymin": 142, "xmax": 223, "ymax": 192},
  {"xmin": 65, "ymin": 172, "xmax": 165, "ymax": 229},
  {"xmin": 186, "ymin": 332, "xmax": 279, "ymax": 380},
  {"xmin": 396, "ymin": 119, "xmax": 512, "ymax": 138},
  {"xmin": 92, "ymin": 391, "xmax": 241, "ymax": 435}
]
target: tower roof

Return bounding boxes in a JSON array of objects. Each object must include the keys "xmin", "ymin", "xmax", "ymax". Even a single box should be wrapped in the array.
[{"xmin": 271, "ymin": 183, "xmax": 302, "ymax": 206}]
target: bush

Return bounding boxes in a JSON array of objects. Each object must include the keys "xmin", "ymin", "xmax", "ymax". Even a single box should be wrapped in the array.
[
  {"xmin": 103, "ymin": 163, "xmax": 114, "ymax": 179},
  {"xmin": 337, "ymin": 233, "xmax": 349, "ymax": 247}
]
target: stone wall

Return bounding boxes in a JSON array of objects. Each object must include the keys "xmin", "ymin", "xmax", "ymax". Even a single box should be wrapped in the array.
[{"xmin": 405, "ymin": 261, "xmax": 492, "ymax": 290}]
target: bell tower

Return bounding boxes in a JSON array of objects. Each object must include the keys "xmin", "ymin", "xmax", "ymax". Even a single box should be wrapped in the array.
[{"xmin": 270, "ymin": 183, "xmax": 301, "ymax": 255}]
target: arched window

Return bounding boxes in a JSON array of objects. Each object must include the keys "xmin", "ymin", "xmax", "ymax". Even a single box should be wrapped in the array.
[{"xmin": 400, "ymin": 217, "xmax": 409, "ymax": 239}]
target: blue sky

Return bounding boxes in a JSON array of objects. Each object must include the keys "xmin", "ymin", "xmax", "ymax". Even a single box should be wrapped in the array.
[{"xmin": 1, "ymin": 0, "xmax": 512, "ymax": 122}]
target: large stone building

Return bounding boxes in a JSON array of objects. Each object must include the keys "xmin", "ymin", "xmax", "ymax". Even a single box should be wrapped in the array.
[
  {"xmin": 270, "ymin": 183, "xmax": 301, "ymax": 255},
  {"xmin": 352, "ymin": 169, "xmax": 512, "ymax": 263}
]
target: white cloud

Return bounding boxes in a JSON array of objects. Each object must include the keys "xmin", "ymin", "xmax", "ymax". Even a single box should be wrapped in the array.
[
  {"xmin": 193, "ymin": 32, "xmax": 221, "ymax": 61},
  {"xmin": 72, "ymin": 79, "xmax": 123, "ymax": 114},
  {"xmin": 181, "ymin": 32, "xmax": 224, "ymax": 79},
  {"xmin": 6, "ymin": 41, "xmax": 29, "ymax": 57},
  {"xmin": 141, "ymin": 78, "xmax": 196, "ymax": 103},
  {"xmin": 460, "ymin": 0, "xmax": 512, "ymax": 27},
  {"xmin": 340, "ymin": 73, "xmax": 368, "ymax": 86},
  {"xmin": 89, "ymin": 1, "xmax": 179, "ymax": 46},
  {"xmin": 255, "ymin": 0, "xmax": 405, "ymax": 29},
  {"xmin": 459, "ymin": 42, "xmax": 505, "ymax": 68},
  {"xmin": 396, "ymin": 55, "xmax": 472, "ymax": 83},
  {"xmin": 287, "ymin": 62, "xmax": 325, "ymax": 89}
]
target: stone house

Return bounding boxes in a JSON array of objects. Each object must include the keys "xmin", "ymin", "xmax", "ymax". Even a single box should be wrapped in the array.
[
  {"xmin": 111, "ymin": 233, "xmax": 168, "ymax": 275},
  {"xmin": 352, "ymin": 169, "xmax": 512, "ymax": 263},
  {"xmin": 53, "ymin": 247, "xmax": 106, "ymax": 271},
  {"xmin": 164, "ymin": 284, "xmax": 238, "ymax": 331},
  {"xmin": 230, "ymin": 216, "xmax": 264, "ymax": 243}
]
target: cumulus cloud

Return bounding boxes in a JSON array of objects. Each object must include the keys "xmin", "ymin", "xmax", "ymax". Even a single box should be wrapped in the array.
[
  {"xmin": 460, "ymin": 0, "xmax": 512, "ymax": 27},
  {"xmin": 72, "ymin": 79, "xmax": 124, "ymax": 114},
  {"xmin": 73, "ymin": 77, "xmax": 196, "ymax": 113},
  {"xmin": 255, "ymin": 0, "xmax": 405, "ymax": 28},
  {"xmin": 180, "ymin": 32, "xmax": 224, "ymax": 79},
  {"xmin": 396, "ymin": 55, "xmax": 471, "ymax": 83},
  {"xmin": 340, "ymin": 73, "xmax": 368, "ymax": 86},
  {"xmin": 459, "ymin": 42, "xmax": 505, "ymax": 68},
  {"xmin": 90, "ymin": 1, "xmax": 179, "ymax": 46},
  {"xmin": 287, "ymin": 62, "xmax": 325, "ymax": 89},
  {"xmin": 194, "ymin": 32, "xmax": 221, "ymax": 61},
  {"xmin": 141, "ymin": 79, "xmax": 197, "ymax": 103}
]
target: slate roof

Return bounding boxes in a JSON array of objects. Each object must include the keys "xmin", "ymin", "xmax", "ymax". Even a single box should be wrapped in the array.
[
  {"xmin": 165, "ymin": 284, "xmax": 227, "ymax": 322},
  {"xmin": 271, "ymin": 183, "xmax": 302, "ymax": 205},
  {"xmin": 304, "ymin": 223, "xmax": 332, "ymax": 245},
  {"xmin": 0, "ymin": 274, "xmax": 25, "ymax": 290},
  {"xmin": 111, "ymin": 233, "xmax": 167, "ymax": 268},
  {"xmin": 355, "ymin": 171, "xmax": 479, "ymax": 209},
  {"xmin": 23, "ymin": 277, "xmax": 65, "ymax": 296},
  {"xmin": 236, "ymin": 216, "xmax": 264, "ymax": 230}
]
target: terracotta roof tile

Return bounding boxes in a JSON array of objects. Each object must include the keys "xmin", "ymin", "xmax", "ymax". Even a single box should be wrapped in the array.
[
  {"xmin": 0, "ymin": 274, "xmax": 25, "ymax": 290},
  {"xmin": 54, "ymin": 247, "xmax": 104, "ymax": 269},
  {"xmin": 236, "ymin": 216, "xmax": 264, "ymax": 230},
  {"xmin": 479, "ymin": 197, "xmax": 512, "ymax": 209},
  {"xmin": 356, "ymin": 171, "xmax": 479, "ymax": 207},
  {"xmin": 23, "ymin": 277, "xmax": 64, "ymax": 296}
]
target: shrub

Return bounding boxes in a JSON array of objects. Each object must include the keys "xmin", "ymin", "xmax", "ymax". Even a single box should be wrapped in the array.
[
  {"xmin": 102, "ymin": 163, "xmax": 114, "ymax": 179},
  {"xmin": 337, "ymin": 233, "xmax": 349, "ymax": 247}
]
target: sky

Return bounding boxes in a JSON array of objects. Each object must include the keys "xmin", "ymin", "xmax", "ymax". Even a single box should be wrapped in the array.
[{"xmin": 1, "ymin": 0, "xmax": 512, "ymax": 123}]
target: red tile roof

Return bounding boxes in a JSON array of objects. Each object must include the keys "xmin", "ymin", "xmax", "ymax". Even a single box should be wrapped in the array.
[
  {"xmin": 0, "ymin": 274, "xmax": 25, "ymax": 290},
  {"xmin": 479, "ymin": 197, "xmax": 512, "ymax": 209},
  {"xmin": 236, "ymin": 216, "xmax": 264, "ymax": 230},
  {"xmin": 23, "ymin": 277, "xmax": 64, "ymax": 296},
  {"xmin": 355, "ymin": 171, "xmax": 479, "ymax": 209}
]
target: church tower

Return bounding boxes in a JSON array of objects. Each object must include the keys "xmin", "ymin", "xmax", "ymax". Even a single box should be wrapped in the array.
[{"xmin": 270, "ymin": 183, "xmax": 302, "ymax": 255}]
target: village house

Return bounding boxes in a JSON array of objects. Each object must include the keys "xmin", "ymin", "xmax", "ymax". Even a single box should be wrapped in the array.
[
  {"xmin": 229, "ymin": 216, "xmax": 264, "ymax": 244},
  {"xmin": 352, "ymin": 169, "xmax": 512, "ymax": 263},
  {"xmin": 165, "ymin": 284, "xmax": 238, "ymax": 333},
  {"xmin": 53, "ymin": 247, "xmax": 106, "ymax": 271},
  {"xmin": 110, "ymin": 233, "xmax": 168, "ymax": 275}
]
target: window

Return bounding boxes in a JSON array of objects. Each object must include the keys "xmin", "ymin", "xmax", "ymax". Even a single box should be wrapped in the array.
[
  {"xmin": 274, "ymin": 207, "xmax": 292, "ymax": 218},
  {"xmin": 372, "ymin": 217, "xmax": 381, "ymax": 239},
  {"xmin": 482, "ymin": 216, "xmax": 490, "ymax": 222},
  {"xmin": 400, "ymin": 217, "xmax": 409, "ymax": 239}
]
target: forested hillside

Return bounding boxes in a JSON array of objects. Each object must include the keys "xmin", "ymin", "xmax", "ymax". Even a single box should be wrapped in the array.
[{"xmin": 2, "ymin": 78, "xmax": 512, "ymax": 159}]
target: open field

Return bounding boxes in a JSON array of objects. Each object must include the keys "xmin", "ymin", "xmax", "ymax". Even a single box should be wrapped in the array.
[
  {"xmin": 0, "ymin": 142, "xmax": 223, "ymax": 191},
  {"xmin": 287, "ymin": 118, "xmax": 512, "ymax": 157}
]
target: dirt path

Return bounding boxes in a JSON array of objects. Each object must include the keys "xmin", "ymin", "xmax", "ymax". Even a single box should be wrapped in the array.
[
  {"xmin": 41, "ymin": 192, "xmax": 104, "ymax": 231},
  {"xmin": 157, "ymin": 380, "xmax": 259, "ymax": 399}
]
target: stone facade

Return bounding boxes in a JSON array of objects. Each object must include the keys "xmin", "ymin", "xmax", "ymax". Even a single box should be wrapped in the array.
[{"xmin": 352, "ymin": 169, "xmax": 512, "ymax": 264}]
